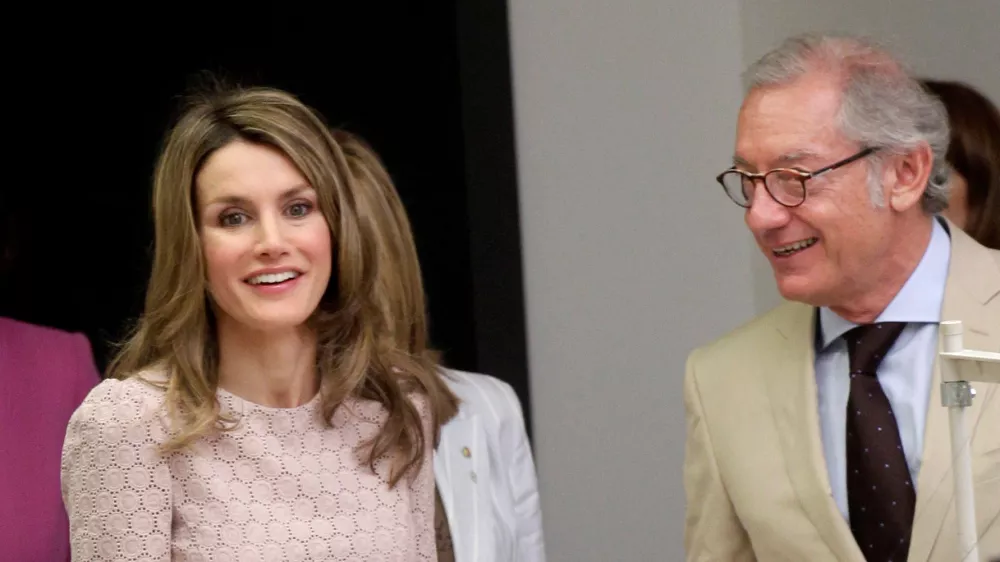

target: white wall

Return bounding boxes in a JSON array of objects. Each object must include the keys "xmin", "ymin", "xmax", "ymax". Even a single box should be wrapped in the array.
[
  {"xmin": 509, "ymin": 1, "xmax": 1000, "ymax": 560},
  {"xmin": 508, "ymin": 1, "xmax": 754, "ymax": 560}
]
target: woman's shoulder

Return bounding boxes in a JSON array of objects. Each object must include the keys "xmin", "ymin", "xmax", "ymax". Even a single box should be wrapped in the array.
[
  {"xmin": 61, "ymin": 372, "xmax": 175, "ymax": 526},
  {"xmin": 69, "ymin": 369, "xmax": 171, "ymax": 434}
]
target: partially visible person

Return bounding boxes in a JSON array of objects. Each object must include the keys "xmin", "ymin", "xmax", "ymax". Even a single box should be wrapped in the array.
[
  {"xmin": 61, "ymin": 85, "xmax": 460, "ymax": 560},
  {"xmin": 0, "ymin": 188, "xmax": 102, "ymax": 562},
  {"xmin": 686, "ymin": 33, "xmax": 999, "ymax": 562},
  {"xmin": 0, "ymin": 318, "xmax": 100, "ymax": 562},
  {"xmin": 921, "ymin": 79, "xmax": 1000, "ymax": 249},
  {"xmin": 354, "ymin": 131, "xmax": 547, "ymax": 561},
  {"xmin": 433, "ymin": 369, "xmax": 547, "ymax": 562}
]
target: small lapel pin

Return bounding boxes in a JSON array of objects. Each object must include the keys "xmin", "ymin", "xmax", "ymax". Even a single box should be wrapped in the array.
[{"xmin": 461, "ymin": 446, "xmax": 471, "ymax": 458}]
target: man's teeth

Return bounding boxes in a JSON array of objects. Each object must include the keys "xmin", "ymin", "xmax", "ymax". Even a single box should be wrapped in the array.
[
  {"xmin": 247, "ymin": 271, "xmax": 300, "ymax": 285},
  {"xmin": 774, "ymin": 238, "xmax": 818, "ymax": 256}
]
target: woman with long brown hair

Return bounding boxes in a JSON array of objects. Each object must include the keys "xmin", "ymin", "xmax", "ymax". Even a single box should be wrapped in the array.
[
  {"xmin": 922, "ymin": 79, "xmax": 1000, "ymax": 249},
  {"xmin": 61, "ymin": 85, "xmax": 459, "ymax": 560}
]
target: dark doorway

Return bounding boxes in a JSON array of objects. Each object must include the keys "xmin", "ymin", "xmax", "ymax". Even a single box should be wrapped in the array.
[{"xmin": 1, "ymin": 3, "xmax": 531, "ymax": 433}]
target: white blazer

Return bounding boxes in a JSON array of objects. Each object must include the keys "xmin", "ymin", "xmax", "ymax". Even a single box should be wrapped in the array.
[{"xmin": 434, "ymin": 369, "xmax": 547, "ymax": 562}]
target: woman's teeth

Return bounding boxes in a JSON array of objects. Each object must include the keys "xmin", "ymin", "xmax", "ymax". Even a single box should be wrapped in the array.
[{"xmin": 247, "ymin": 271, "xmax": 300, "ymax": 285}]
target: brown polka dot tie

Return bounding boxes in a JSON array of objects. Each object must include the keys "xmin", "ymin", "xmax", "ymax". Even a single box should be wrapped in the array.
[{"xmin": 845, "ymin": 322, "xmax": 915, "ymax": 561}]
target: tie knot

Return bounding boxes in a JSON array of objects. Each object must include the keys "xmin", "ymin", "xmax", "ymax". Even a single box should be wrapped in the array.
[{"xmin": 846, "ymin": 322, "xmax": 907, "ymax": 375}]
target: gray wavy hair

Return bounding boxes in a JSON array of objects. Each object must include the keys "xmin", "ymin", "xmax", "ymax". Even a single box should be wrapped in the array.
[{"xmin": 744, "ymin": 33, "xmax": 951, "ymax": 214}]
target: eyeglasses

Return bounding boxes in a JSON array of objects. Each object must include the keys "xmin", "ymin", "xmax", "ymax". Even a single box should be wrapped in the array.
[{"xmin": 716, "ymin": 148, "xmax": 875, "ymax": 208}]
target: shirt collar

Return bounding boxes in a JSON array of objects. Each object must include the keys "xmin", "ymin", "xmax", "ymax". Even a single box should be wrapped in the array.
[{"xmin": 818, "ymin": 216, "xmax": 951, "ymax": 350}]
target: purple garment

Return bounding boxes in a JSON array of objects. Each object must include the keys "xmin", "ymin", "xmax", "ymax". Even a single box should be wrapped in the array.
[{"xmin": 0, "ymin": 317, "xmax": 100, "ymax": 562}]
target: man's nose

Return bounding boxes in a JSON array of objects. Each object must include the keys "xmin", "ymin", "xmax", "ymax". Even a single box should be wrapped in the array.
[{"xmin": 744, "ymin": 180, "xmax": 791, "ymax": 233}]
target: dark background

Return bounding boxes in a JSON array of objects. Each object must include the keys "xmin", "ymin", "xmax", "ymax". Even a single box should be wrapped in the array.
[{"xmin": 0, "ymin": 4, "xmax": 531, "ymax": 433}]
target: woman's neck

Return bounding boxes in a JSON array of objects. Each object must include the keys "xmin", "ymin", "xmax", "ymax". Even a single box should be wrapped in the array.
[{"xmin": 215, "ymin": 319, "xmax": 319, "ymax": 408}]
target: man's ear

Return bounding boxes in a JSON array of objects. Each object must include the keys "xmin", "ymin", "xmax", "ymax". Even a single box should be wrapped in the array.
[{"xmin": 887, "ymin": 142, "xmax": 933, "ymax": 212}]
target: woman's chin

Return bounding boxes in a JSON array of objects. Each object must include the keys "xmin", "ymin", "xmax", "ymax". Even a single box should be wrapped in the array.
[{"xmin": 225, "ymin": 312, "xmax": 314, "ymax": 335}]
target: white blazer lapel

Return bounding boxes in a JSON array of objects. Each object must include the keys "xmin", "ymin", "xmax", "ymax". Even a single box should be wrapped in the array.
[{"xmin": 435, "ymin": 412, "xmax": 495, "ymax": 562}]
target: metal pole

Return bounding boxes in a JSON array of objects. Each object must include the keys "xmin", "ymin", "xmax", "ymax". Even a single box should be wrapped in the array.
[{"xmin": 940, "ymin": 321, "xmax": 979, "ymax": 562}]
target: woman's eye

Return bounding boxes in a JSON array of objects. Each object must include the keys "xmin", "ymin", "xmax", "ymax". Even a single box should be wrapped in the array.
[
  {"xmin": 220, "ymin": 212, "xmax": 247, "ymax": 227},
  {"xmin": 288, "ymin": 202, "xmax": 312, "ymax": 217}
]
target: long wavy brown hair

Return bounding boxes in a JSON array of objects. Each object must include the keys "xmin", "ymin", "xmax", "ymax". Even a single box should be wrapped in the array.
[{"xmin": 109, "ymin": 84, "xmax": 459, "ymax": 486}]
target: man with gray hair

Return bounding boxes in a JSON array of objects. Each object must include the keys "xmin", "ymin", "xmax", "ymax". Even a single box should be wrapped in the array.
[{"xmin": 683, "ymin": 33, "xmax": 999, "ymax": 562}]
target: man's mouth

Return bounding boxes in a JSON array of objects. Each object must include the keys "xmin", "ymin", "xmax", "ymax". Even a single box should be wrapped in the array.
[{"xmin": 772, "ymin": 237, "xmax": 818, "ymax": 257}]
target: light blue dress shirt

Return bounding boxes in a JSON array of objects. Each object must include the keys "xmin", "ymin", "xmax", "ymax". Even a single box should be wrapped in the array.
[{"xmin": 815, "ymin": 217, "xmax": 951, "ymax": 521}]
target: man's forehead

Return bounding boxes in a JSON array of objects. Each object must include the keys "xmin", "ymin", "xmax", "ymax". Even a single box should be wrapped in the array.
[
  {"xmin": 733, "ymin": 112, "xmax": 834, "ymax": 167},
  {"xmin": 733, "ymin": 77, "xmax": 845, "ymax": 167},
  {"xmin": 732, "ymin": 149, "xmax": 825, "ymax": 168},
  {"xmin": 741, "ymin": 73, "xmax": 841, "ymax": 122}
]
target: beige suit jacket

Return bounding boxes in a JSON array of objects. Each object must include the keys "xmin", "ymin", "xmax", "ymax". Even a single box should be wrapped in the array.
[{"xmin": 683, "ymin": 223, "xmax": 1000, "ymax": 562}]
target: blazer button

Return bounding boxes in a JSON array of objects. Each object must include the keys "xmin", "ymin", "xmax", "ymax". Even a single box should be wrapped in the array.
[{"xmin": 470, "ymin": 471, "xmax": 477, "ymax": 483}]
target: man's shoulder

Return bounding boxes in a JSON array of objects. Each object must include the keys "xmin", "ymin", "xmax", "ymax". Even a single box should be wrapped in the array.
[
  {"xmin": 690, "ymin": 300, "xmax": 811, "ymax": 364},
  {"xmin": 948, "ymin": 220, "xmax": 1000, "ymax": 279},
  {"xmin": 980, "ymin": 244, "xmax": 1000, "ymax": 279},
  {"xmin": 683, "ymin": 302, "xmax": 813, "ymax": 416}
]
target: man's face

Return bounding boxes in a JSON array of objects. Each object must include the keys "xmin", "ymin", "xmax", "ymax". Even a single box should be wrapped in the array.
[{"xmin": 734, "ymin": 73, "xmax": 896, "ymax": 309}]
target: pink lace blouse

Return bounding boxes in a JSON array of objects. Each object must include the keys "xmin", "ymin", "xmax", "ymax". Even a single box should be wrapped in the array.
[{"xmin": 60, "ymin": 375, "xmax": 437, "ymax": 561}]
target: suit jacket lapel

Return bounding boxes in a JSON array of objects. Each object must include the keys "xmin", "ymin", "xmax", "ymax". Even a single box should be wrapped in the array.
[
  {"xmin": 909, "ymin": 223, "xmax": 1000, "ymax": 562},
  {"xmin": 434, "ymin": 411, "xmax": 495, "ymax": 562},
  {"xmin": 768, "ymin": 303, "xmax": 866, "ymax": 561}
]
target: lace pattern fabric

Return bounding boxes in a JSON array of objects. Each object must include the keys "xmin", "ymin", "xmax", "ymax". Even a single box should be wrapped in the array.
[{"xmin": 61, "ymin": 375, "xmax": 437, "ymax": 561}]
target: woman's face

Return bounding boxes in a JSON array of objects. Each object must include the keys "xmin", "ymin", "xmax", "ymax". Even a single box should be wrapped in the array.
[
  {"xmin": 195, "ymin": 140, "xmax": 332, "ymax": 333},
  {"xmin": 942, "ymin": 169, "xmax": 969, "ymax": 229}
]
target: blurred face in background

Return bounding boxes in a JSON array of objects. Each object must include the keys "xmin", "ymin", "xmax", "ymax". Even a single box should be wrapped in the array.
[
  {"xmin": 922, "ymin": 78, "xmax": 1000, "ymax": 250},
  {"xmin": 942, "ymin": 170, "xmax": 969, "ymax": 229}
]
